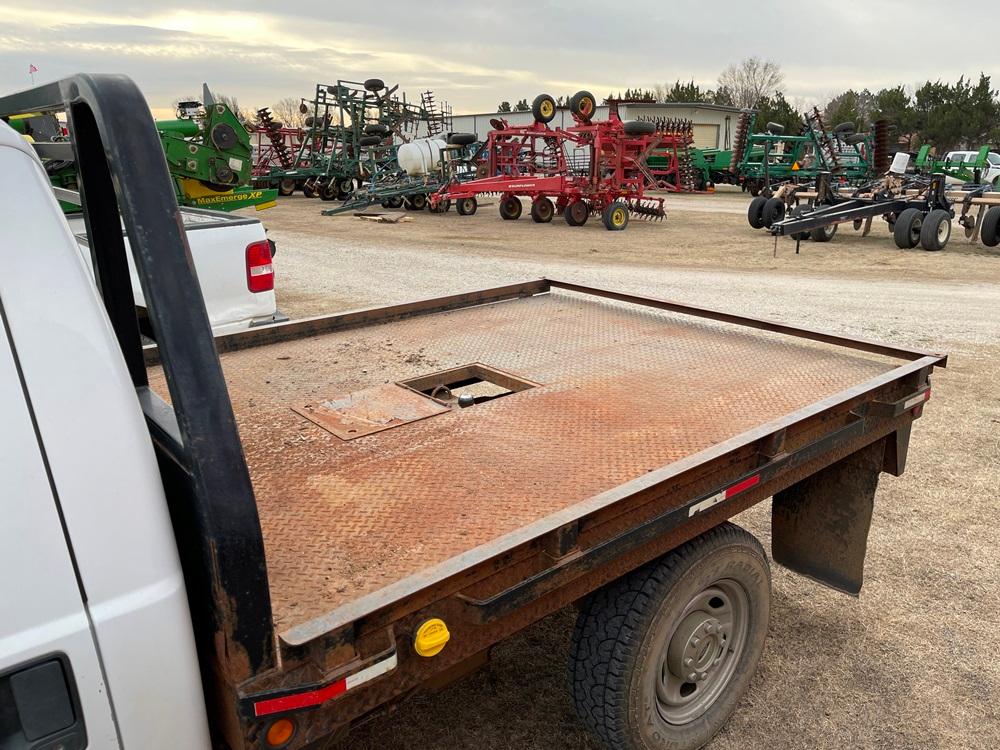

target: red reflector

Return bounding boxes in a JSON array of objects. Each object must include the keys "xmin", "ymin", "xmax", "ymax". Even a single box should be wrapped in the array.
[
  {"xmin": 246, "ymin": 240, "xmax": 274, "ymax": 293},
  {"xmin": 725, "ymin": 474, "xmax": 760, "ymax": 498}
]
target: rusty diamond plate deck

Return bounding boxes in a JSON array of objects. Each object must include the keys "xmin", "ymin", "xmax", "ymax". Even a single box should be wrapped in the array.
[{"xmin": 150, "ymin": 290, "xmax": 899, "ymax": 634}]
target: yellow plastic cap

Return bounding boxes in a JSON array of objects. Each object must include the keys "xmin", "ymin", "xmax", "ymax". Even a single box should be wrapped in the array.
[{"xmin": 414, "ymin": 618, "xmax": 450, "ymax": 657}]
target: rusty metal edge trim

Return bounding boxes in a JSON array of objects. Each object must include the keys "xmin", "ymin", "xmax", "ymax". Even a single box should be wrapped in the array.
[
  {"xmin": 544, "ymin": 279, "xmax": 948, "ymax": 366},
  {"xmin": 457, "ymin": 414, "xmax": 870, "ymax": 622},
  {"xmin": 280, "ymin": 353, "xmax": 942, "ymax": 645},
  {"xmin": 142, "ymin": 279, "xmax": 551, "ymax": 365}
]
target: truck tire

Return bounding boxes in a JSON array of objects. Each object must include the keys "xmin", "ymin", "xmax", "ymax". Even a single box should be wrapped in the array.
[
  {"xmin": 531, "ymin": 197, "xmax": 555, "ymax": 223},
  {"xmin": 364, "ymin": 78, "xmax": 385, "ymax": 92},
  {"xmin": 569, "ymin": 523, "xmax": 771, "ymax": 750},
  {"xmin": 920, "ymin": 209, "xmax": 952, "ymax": 251},
  {"xmin": 499, "ymin": 196, "xmax": 522, "ymax": 220},
  {"xmin": 278, "ymin": 178, "xmax": 296, "ymax": 196},
  {"xmin": 761, "ymin": 197, "xmax": 785, "ymax": 228},
  {"xmin": 893, "ymin": 208, "xmax": 923, "ymax": 249},
  {"xmin": 981, "ymin": 206, "xmax": 1000, "ymax": 247},
  {"xmin": 747, "ymin": 196, "xmax": 768, "ymax": 229}
]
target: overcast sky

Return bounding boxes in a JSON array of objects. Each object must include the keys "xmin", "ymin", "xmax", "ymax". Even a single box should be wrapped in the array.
[{"xmin": 3, "ymin": 1, "xmax": 998, "ymax": 119}]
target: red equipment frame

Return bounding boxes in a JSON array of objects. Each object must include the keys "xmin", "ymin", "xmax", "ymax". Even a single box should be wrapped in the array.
[
  {"xmin": 250, "ymin": 125, "xmax": 306, "ymax": 182},
  {"xmin": 430, "ymin": 102, "xmax": 666, "ymax": 229}
]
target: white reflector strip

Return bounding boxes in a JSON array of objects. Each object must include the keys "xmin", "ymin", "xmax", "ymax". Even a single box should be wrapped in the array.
[
  {"xmin": 903, "ymin": 391, "xmax": 930, "ymax": 410},
  {"xmin": 345, "ymin": 651, "xmax": 398, "ymax": 690}
]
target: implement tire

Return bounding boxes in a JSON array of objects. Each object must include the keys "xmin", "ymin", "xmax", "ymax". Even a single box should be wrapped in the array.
[
  {"xmin": 531, "ymin": 197, "xmax": 555, "ymax": 223},
  {"xmin": 981, "ymin": 205, "xmax": 1000, "ymax": 247},
  {"xmin": 920, "ymin": 209, "xmax": 952, "ymax": 251},
  {"xmin": 455, "ymin": 196, "xmax": 477, "ymax": 216},
  {"xmin": 532, "ymin": 94, "xmax": 557, "ymax": 124},
  {"xmin": 761, "ymin": 197, "xmax": 785, "ymax": 228},
  {"xmin": 893, "ymin": 208, "xmax": 924, "ymax": 249},
  {"xmin": 747, "ymin": 196, "xmax": 768, "ymax": 229}
]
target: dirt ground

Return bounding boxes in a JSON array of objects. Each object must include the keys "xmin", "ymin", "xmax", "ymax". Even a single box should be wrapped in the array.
[{"xmin": 246, "ymin": 192, "xmax": 1000, "ymax": 750}]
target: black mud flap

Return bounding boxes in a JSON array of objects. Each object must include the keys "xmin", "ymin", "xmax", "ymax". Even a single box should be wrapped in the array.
[{"xmin": 771, "ymin": 437, "xmax": 890, "ymax": 596}]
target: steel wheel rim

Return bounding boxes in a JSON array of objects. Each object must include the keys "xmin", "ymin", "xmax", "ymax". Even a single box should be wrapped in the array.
[
  {"xmin": 612, "ymin": 207, "xmax": 626, "ymax": 226},
  {"xmin": 937, "ymin": 217, "xmax": 949, "ymax": 242},
  {"xmin": 654, "ymin": 578, "xmax": 750, "ymax": 725},
  {"xmin": 910, "ymin": 216, "xmax": 922, "ymax": 244}
]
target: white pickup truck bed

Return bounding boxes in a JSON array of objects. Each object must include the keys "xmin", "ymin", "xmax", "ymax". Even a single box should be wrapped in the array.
[{"xmin": 68, "ymin": 205, "xmax": 282, "ymax": 335}]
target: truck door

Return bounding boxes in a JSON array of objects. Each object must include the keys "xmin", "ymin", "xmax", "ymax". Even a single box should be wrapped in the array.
[{"xmin": 0, "ymin": 309, "xmax": 120, "ymax": 748}]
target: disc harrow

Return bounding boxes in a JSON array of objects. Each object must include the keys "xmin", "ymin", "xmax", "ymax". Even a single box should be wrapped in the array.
[{"xmin": 641, "ymin": 116, "xmax": 698, "ymax": 191}]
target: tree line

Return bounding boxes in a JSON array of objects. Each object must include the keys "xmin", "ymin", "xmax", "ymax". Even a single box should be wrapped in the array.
[{"xmin": 492, "ymin": 58, "xmax": 1000, "ymax": 152}]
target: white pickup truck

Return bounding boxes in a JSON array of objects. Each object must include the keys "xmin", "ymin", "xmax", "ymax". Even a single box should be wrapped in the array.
[
  {"xmin": 63, "ymin": 195, "xmax": 284, "ymax": 335},
  {"xmin": 1, "ymin": 75, "xmax": 945, "ymax": 750}
]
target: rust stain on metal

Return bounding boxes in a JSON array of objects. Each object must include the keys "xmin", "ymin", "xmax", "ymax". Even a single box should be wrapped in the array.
[
  {"xmin": 147, "ymin": 290, "xmax": 901, "ymax": 636},
  {"xmin": 293, "ymin": 383, "xmax": 449, "ymax": 440}
]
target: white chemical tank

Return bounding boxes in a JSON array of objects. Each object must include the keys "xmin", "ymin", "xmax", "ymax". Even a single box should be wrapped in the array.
[{"xmin": 398, "ymin": 138, "xmax": 447, "ymax": 176}]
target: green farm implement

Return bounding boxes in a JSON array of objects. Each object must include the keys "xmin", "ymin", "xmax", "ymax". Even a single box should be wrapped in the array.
[
  {"xmin": 270, "ymin": 79, "xmax": 449, "ymax": 201},
  {"xmin": 914, "ymin": 145, "xmax": 997, "ymax": 186},
  {"xmin": 321, "ymin": 133, "xmax": 481, "ymax": 216},
  {"xmin": 730, "ymin": 108, "xmax": 885, "ymax": 196},
  {"xmin": 688, "ymin": 148, "xmax": 735, "ymax": 190},
  {"xmin": 18, "ymin": 86, "xmax": 276, "ymax": 212}
]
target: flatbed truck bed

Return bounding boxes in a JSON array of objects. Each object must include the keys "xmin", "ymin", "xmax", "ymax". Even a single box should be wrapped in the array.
[
  {"xmin": 148, "ymin": 280, "xmax": 918, "ymax": 640},
  {"xmin": 3, "ymin": 76, "xmax": 946, "ymax": 750}
]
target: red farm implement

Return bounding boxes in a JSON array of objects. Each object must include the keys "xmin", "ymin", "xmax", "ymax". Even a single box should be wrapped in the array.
[
  {"xmin": 251, "ymin": 108, "xmax": 305, "ymax": 194},
  {"xmin": 641, "ymin": 116, "xmax": 700, "ymax": 192},
  {"xmin": 429, "ymin": 91, "xmax": 666, "ymax": 230}
]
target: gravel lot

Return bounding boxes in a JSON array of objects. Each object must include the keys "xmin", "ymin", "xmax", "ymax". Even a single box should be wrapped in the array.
[{"xmin": 249, "ymin": 192, "xmax": 1000, "ymax": 750}]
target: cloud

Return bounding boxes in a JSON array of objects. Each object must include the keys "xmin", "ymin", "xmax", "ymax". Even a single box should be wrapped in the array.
[{"xmin": 2, "ymin": 1, "xmax": 998, "ymax": 115}]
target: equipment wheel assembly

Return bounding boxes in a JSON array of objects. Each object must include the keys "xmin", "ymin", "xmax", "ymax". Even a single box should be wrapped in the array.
[
  {"xmin": 981, "ymin": 206, "xmax": 1000, "ymax": 247},
  {"xmin": 531, "ymin": 94, "xmax": 557, "ymax": 124},
  {"xmin": 919, "ymin": 209, "xmax": 952, "ymax": 251},
  {"xmin": 602, "ymin": 201, "xmax": 630, "ymax": 231},
  {"xmin": 893, "ymin": 208, "xmax": 924, "ymax": 249},
  {"xmin": 530, "ymin": 197, "xmax": 555, "ymax": 223},
  {"xmin": 455, "ymin": 197, "xmax": 478, "ymax": 216},
  {"xmin": 569, "ymin": 90, "xmax": 597, "ymax": 121},
  {"xmin": 564, "ymin": 200, "xmax": 590, "ymax": 227},
  {"xmin": 499, "ymin": 196, "xmax": 523, "ymax": 220},
  {"xmin": 747, "ymin": 196, "xmax": 768, "ymax": 229},
  {"xmin": 761, "ymin": 198, "xmax": 785, "ymax": 228}
]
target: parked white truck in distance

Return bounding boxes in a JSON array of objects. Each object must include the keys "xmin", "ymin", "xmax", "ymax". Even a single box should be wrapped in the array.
[{"xmin": 62, "ymin": 188, "xmax": 285, "ymax": 335}]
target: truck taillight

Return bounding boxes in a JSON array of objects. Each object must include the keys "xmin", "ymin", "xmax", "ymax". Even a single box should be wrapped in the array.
[{"xmin": 246, "ymin": 240, "xmax": 274, "ymax": 293}]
